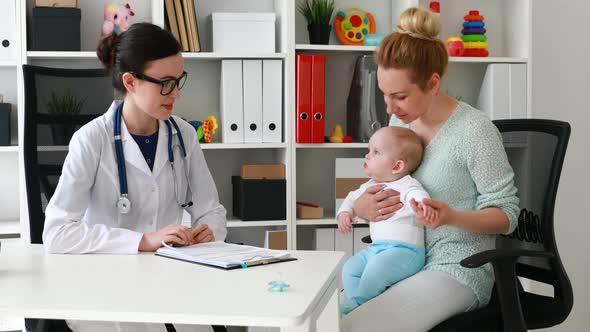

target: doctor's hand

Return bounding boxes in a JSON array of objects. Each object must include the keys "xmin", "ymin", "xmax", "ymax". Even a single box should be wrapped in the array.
[
  {"xmin": 191, "ymin": 224, "xmax": 215, "ymax": 244},
  {"xmin": 138, "ymin": 224, "xmax": 193, "ymax": 252},
  {"xmin": 353, "ymin": 185, "xmax": 402, "ymax": 222}
]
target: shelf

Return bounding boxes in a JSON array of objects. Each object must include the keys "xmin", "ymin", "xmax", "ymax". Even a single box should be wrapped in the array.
[
  {"xmin": 27, "ymin": 51, "xmax": 97, "ymax": 59},
  {"xmin": 182, "ymin": 52, "xmax": 287, "ymax": 59},
  {"xmin": 27, "ymin": 51, "xmax": 287, "ymax": 60},
  {"xmin": 296, "ymin": 143, "xmax": 368, "ymax": 149},
  {"xmin": 297, "ymin": 217, "xmax": 368, "ymax": 226},
  {"xmin": 37, "ymin": 146, "xmax": 68, "ymax": 152},
  {"xmin": 0, "ymin": 220, "xmax": 20, "ymax": 235},
  {"xmin": 0, "ymin": 317, "xmax": 23, "ymax": 332},
  {"xmin": 449, "ymin": 57, "xmax": 528, "ymax": 64},
  {"xmin": 37, "ymin": 143, "xmax": 287, "ymax": 152},
  {"xmin": 0, "ymin": 60, "xmax": 17, "ymax": 67},
  {"xmin": 201, "ymin": 143, "xmax": 287, "ymax": 149},
  {"xmin": 296, "ymin": 44, "xmax": 376, "ymax": 52},
  {"xmin": 227, "ymin": 220, "xmax": 287, "ymax": 228},
  {"xmin": 0, "ymin": 146, "xmax": 19, "ymax": 153},
  {"xmin": 296, "ymin": 45, "xmax": 527, "ymax": 63}
]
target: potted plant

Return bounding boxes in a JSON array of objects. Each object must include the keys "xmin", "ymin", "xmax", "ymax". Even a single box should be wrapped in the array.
[
  {"xmin": 298, "ymin": 0, "xmax": 336, "ymax": 45},
  {"xmin": 47, "ymin": 89, "xmax": 86, "ymax": 145}
]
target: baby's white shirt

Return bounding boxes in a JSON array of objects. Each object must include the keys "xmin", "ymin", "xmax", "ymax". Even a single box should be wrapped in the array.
[{"xmin": 337, "ymin": 175, "xmax": 430, "ymax": 247}]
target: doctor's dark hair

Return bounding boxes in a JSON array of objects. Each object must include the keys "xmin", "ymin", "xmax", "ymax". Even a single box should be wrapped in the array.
[{"xmin": 96, "ymin": 22, "xmax": 181, "ymax": 93}]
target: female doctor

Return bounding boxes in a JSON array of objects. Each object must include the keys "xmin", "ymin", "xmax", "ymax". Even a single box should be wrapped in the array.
[
  {"xmin": 43, "ymin": 22, "xmax": 226, "ymax": 254},
  {"xmin": 42, "ymin": 22, "xmax": 226, "ymax": 332}
]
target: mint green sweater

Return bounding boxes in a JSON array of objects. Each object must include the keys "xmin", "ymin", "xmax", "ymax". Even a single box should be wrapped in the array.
[{"xmin": 391, "ymin": 102, "xmax": 520, "ymax": 306}]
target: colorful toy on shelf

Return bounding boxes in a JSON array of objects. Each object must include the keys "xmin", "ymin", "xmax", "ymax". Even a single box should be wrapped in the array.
[
  {"xmin": 445, "ymin": 37, "xmax": 465, "ymax": 56},
  {"xmin": 364, "ymin": 33, "xmax": 386, "ymax": 46},
  {"xmin": 101, "ymin": 3, "xmax": 135, "ymax": 38},
  {"xmin": 329, "ymin": 124, "xmax": 344, "ymax": 143},
  {"xmin": 429, "ymin": 1, "xmax": 440, "ymax": 14},
  {"xmin": 460, "ymin": 10, "xmax": 489, "ymax": 57},
  {"xmin": 188, "ymin": 116, "xmax": 218, "ymax": 143},
  {"xmin": 327, "ymin": 124, "xmax": 352, "ymax": 143},
  {"xmin": 334, "ymin": 7, "xmax": 376, "ymax": 46}
]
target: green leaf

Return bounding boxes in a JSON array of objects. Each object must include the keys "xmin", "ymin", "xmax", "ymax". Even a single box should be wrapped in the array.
[{"xmin": 297, "ymin": 0, "xmax": 335, "ymax": 25}]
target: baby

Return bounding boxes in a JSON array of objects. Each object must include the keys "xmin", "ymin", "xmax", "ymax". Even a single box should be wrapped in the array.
[{"xmin": 337, "ymin": 126, "xmax": 438, "ymax": 314}]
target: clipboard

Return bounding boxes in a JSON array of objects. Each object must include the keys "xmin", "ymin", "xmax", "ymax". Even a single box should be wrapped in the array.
[
  {"xmin": 156, "ymin": 253, "xmax": 298, "ymax": 270},
  {"xmin": 155, "ymin": 241, "xmax": 297, "ymax": 270}
]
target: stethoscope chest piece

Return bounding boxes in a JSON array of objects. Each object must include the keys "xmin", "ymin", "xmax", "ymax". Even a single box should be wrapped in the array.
[{"xmin": 117, "ymin": 196, "xmax": 131, "ymax": 214}]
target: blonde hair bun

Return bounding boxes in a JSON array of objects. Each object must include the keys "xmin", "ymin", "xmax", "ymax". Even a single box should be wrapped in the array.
[{"xmin": 397, "ymin": 7, "xmax": 441, "ymax": 41}]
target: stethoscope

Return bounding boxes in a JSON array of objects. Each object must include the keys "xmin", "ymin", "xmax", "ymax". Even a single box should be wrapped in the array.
[{"xmin": 113, "ymin": 102, "xmax": 193, "ymax": 214}]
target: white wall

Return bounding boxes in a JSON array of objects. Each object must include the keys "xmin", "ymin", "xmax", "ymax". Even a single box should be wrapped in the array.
[{"xmin": 532, "ymin": 0, "xmax": 590, "ymax": 331}]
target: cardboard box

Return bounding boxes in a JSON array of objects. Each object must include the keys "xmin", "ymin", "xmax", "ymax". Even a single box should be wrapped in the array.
[
  {"xmin": 35, "ymin": 0, "xmax": 77, "ymax": 8},
  {"xmin": 296, "ymin": 204, "xmax": 324, "ymax": 219},
  {"xmin": 240, "ymin": 163, "xmax": 285, "ymax": 180},
  {"xmin": 212, "ymin": 12, "xmax": 275, "ymax": 53}
]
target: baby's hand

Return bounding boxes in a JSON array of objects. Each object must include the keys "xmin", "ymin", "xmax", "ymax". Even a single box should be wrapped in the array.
[
  {"xmin": 410, "ymin": 199, "xmax": 443, "ymax": 229},
  {"xmin": 337, "ymin": 212, "xmax": 356, "ymax": 234}
]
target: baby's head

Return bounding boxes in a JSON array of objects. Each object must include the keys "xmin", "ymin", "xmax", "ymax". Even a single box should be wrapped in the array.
[{"xmin": 363, "ymin": 127, "xmax": 424, "ymax": 182}]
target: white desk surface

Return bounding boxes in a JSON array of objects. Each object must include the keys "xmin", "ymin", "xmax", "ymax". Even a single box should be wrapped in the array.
[{"xmin": 0, "ymin": 244, "xmax": 345, "ymax": 328}]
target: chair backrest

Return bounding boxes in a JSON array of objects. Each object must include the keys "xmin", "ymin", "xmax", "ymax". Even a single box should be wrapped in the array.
[
  {"xmin": 494, "ymin": 119, "xmax": 573, "ymax": 322},
  {"xmin": 23, "ymin": 65, "xmax": 111, "ymax": 244}
]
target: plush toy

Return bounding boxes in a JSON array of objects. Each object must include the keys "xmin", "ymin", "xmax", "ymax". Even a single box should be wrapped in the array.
[{"xmin": 101, "ymin": 3, "xmax": 135, "ymax": 38}]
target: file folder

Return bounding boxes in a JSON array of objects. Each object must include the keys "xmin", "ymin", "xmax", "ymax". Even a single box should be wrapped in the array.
[
  {"xmin": 310, "ymin": 55, "xmax": 326, "ymax": 143},
  {"xmin": 0, "ymin": 0, "xmax": 16, "ymax": 61},
  {"xmin": 477, "ymin": 64, "xmax": 526, "ymax": 120},
  {"xmin": 295, "ymin": 55, "xmax": 312, "ymax": 143},
  {"xmin": 262, "ymin": 60, "xmax": 283, "ymax": 143},
  {"xmin": 221, "ymin": 60, "xmax": 244, "ymax": 143},
  {"xmin": 243, "ymin": 60, "xmax": 263, "ymax": 143},
  {"xmin": 156, "ymin": 241, "xmax": 297, "ymax": 270}
]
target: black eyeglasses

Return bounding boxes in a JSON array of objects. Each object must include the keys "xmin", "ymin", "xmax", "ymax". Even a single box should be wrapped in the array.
[{"xmin": 130, "ymin": 71, "xmax": 188, "ymax": 96}]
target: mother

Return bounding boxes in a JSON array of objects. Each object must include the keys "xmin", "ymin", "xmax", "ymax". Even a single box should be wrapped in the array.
[{"xmin": 341, "ymin": 7, "xmax": 520, "ymax": 331}]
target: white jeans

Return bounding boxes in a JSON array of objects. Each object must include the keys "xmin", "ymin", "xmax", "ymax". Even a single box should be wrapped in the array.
[
  {"xmin": 66, "ymin": 321, "xmax": 213, "ymax": 332},
  {"xmin": 340, "ymin": 270, "xmax": 479, "ymax": 332}
]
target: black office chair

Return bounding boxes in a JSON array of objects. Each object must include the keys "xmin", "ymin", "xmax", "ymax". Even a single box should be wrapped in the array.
[
  {"xmin": 22, "ymin": 65, "xmax": 111, "ymax": 332},
  {"xmin": 362, "ymin": 119, "xmax": 574, "ymax": 332},
  {"xmin": 22, "ymin": 65, "xmax": 229, "ymax": 332}
]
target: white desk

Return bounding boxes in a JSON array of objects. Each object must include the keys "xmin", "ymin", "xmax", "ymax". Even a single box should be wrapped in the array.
[{"xmin": 0, "ymin": 244, "xmax": 344, "ymax": 331}]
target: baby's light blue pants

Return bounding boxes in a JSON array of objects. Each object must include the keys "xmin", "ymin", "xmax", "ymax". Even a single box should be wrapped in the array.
[{"xmin": 341, "ymin": 240, "xmax": 425, "ymax": 315}]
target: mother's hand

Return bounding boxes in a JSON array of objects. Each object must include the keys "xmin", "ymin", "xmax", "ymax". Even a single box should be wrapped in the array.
[{"xmin": 352, "ymin": 185, "xmax": 402, "ymax": 222}]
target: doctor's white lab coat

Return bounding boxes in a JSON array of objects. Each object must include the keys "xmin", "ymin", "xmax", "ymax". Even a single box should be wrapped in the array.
[{"xmin": 43, "ymin": 101, "xmax": 227, "ymax": 254}]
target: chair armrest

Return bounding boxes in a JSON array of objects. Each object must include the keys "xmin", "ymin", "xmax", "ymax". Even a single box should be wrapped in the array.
[
  {"xmin": 460, "ymin": 249, "xmax": 553, "ymax": 332},
  {"xmin": 460, "ymin": 249, "xmax": 554, "ymax": 268}
]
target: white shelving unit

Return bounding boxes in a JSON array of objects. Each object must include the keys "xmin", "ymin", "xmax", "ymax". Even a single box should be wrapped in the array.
[{"xmin": 0, "ymin": 0, "xmax": 532, "ymax": 252}]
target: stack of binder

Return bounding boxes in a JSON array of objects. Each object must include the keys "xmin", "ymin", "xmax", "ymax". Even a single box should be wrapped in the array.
[
  {"xmin": 220, "ymin": 60, "xmax": 283, "ymax": 143},
  {"xmin": 0, "ymin": 0, "xmax": 16, "ymax": 61},
  {"xmin": 164, "ymin": 0, "xmax": 200, "ymax": 52},
  {"xmin": 295, "ymin": 54, "xmax": 326, "ymax": 143}
]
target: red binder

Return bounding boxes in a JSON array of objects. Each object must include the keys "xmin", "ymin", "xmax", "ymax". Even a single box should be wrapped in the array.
[
  {"xmin": 296, "ymin": 54, "xmax": 312, "ymax": 143},
  {"xmin": 310, "ymin": 55, "xmax": 326, "ymax": 143}
]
